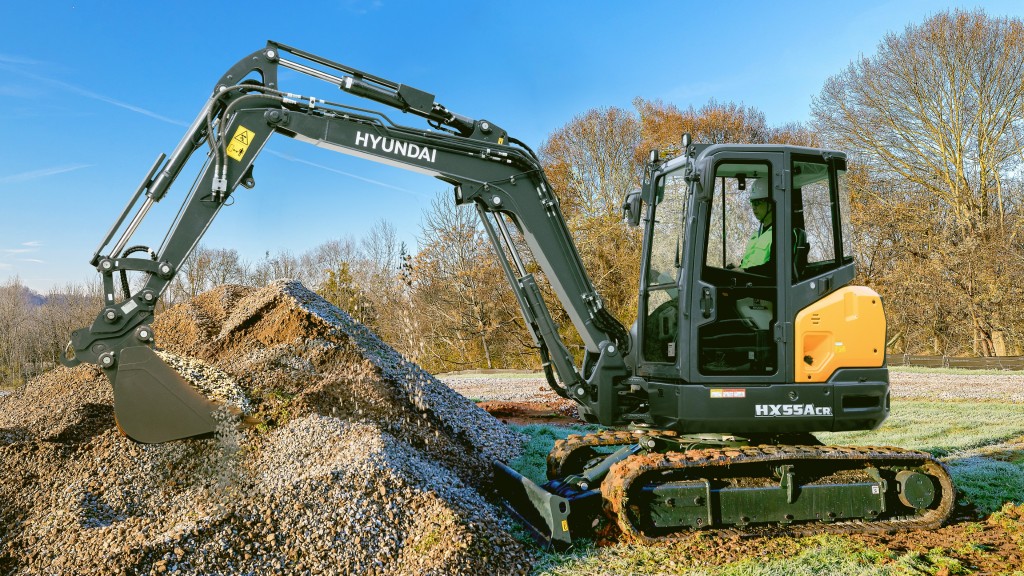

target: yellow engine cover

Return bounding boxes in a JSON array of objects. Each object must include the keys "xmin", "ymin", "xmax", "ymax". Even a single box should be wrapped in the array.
[{"xmin": 794, "ymin": 286, "xmax": 886, "ymax": 382}]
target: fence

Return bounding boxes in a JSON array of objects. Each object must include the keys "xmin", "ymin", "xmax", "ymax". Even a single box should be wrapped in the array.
[{"xmin": 898, "ymin": 355, "xmax": 1024, "ymax": 371}]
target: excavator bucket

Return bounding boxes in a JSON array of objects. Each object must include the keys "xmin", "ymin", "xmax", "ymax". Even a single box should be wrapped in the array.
[{"xmin": 110, "ymin": 346, "xmax": 220, "ymax": 443}]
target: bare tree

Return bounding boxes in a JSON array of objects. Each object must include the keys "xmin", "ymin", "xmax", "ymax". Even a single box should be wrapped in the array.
[
  {"xmin": 31, "ymin": 281, "xmax": 104, "ymax": 369},
  {"xmin": 359, "ymin": 220, "xmax": 415, "ymax": 351},
  {"xmin": 814, "ymin": 9, "xmax": 1024, "ymax": 355},
  {"xmin": 635, "ymin": 98, "xmax": 772, "ymax": 158},
  {"xmin": 204, "ymin": 248, "xmax": 250, "ymax": 286},
  {"xmin": 364, "ymin": 223, "xmax": 401, "ymax": 291},
  {"xmin": 0, "ymin": 278, "xmax": 32, "ymax": 386},
  {"xmin": 540, "ymin": 106, "xmax": 642, "ymax": 219},
  {"xmin": 410, "ymin": 193, "xmax": 522, "ymax": 371},
  {"xmin": 0, "ymin": 278, "xmax": 103, "ymax": 385},
  {"xmin": 251, "ymin": 249, "xmax": 304, "ymax": 286},
  {"xmin": 300, "ymin": 238, "xmax": 361, "ymax": 290},
  {"xmin": 539, "ymin": 106, "xmax": 644, "ymax": 350}
]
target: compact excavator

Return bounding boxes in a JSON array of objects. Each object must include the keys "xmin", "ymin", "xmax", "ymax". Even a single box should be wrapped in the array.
[{"xmin": 62, "ymin": 42, "xmax": 955, "ymax": 548}]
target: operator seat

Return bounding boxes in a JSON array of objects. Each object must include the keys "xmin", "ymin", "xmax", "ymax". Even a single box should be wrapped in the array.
[{"xmin": 793, "ymin": 228, "xmax": 809, "ymax": 281}]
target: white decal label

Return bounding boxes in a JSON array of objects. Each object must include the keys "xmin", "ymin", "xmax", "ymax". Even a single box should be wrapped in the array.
[
  {"xmin": 754, "ymin": 404, "xmax": 832, "ymax": 417},
  {"xmin": 121, "ymin": 299, "xmax": 138, "ymax": 315},
  {"xmin": 354, "ymin": 131, "xmax": 438, "ymax": 163}
]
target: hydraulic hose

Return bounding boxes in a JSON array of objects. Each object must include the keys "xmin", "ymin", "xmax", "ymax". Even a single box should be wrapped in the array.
[
  {"xmin": 117, "ymin": 245, "xmax": 157, "ymax": 300},
  {"xmin": 539, "ymin": 343, "xmax": 570, "ymax": 399}
]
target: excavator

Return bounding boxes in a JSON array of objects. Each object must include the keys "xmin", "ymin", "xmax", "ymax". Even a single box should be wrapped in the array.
[{"xmin": 61, "ymin": 42, "xmax": 955, "ymax": 548}]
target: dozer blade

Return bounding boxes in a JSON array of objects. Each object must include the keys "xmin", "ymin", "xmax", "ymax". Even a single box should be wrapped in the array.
[
  {"xmin": 492, "ymin": 460, "xmax": 601, "ymax": 550},
  {"xmin": 110, "ymin": 346, "xmax": 220, "ymax": 444}
]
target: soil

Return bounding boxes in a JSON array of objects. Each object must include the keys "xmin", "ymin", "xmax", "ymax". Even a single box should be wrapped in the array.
[
  {"xmin": 851, "ymin": 506, "xmax": 1024, "ymax": 573},
  {"xmin": 598, "ymin": 504, "xmax": 1024, "ymax": 574},
  {"xmin": 474, "ymin": 400, "xmax": 580, "ymax": 426}
]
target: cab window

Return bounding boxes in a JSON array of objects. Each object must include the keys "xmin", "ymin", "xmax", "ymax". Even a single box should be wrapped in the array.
[{"xmin": 791, "ymin": 158, "xmax": 846, "ymax": 281}]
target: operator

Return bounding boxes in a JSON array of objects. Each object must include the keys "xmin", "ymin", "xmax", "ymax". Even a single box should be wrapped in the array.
[{"xmin": 739, "ymin": 179, "xmax": 774, "ymax": 276}]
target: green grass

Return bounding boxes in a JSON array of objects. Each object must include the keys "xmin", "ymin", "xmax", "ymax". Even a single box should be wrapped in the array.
[
  {"xmin": 818, "ymin": 401, "xmax": 1024, "ymax": 455},
  {"xmin": 530, "ymin": 534, "xmax": 961, "ymax": 576},
  {"xmin": 946, "ymin": 456, "xmax": 1024, "ymax": 514},
  {"xmin": 509, "ymin": 423, "xmax": 602, "ymax": 484}
]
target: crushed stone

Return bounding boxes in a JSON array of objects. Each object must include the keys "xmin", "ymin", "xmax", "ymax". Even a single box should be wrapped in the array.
[{"xmin": 0, "ymin": 280, "xmax": 530, "ymax": 575}]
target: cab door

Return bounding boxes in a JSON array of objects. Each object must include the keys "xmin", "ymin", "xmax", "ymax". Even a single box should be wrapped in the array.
[
  {"xmin": 687, "ymin": 152, "xmax": 786, "ymax": 384},
  {"xmin": 636, "ymin": 164, "xmax": 689, "ymax": 381}
]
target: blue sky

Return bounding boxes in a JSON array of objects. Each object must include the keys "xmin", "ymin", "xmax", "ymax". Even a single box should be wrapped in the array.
[{"xmin": 3, "ymin": 0, "xmax": 1023, "ymax": 293}]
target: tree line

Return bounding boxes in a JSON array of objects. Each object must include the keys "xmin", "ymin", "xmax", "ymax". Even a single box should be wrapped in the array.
[
  {"xmin": 0, "ymin": 280, "xmax": 102, "ymax": 386},
  {"xmin": 3, "ymin": 9, "xmax": 1022, "ymax": 386},
  {"xmin": 815, "ymin": 9, "xmax": 1024, "ymax": 356}
]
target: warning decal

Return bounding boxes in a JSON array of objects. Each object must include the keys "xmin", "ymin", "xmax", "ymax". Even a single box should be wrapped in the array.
[
  {"xmin": 227, "ymin": 125, "xmax": 256, "ymax": 161},
  {"xmin": 710, "ymin": 388, "xmax": 746, "ymax": 399}
]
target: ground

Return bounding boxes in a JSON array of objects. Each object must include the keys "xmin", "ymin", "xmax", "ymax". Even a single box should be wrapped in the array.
[{"xmin": 439, "ymin": 368, "xmax": 1024, "ymax": 575}]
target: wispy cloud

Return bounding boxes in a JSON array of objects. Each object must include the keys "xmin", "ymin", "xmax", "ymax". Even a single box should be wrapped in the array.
[
  {"xmin": 267, "ymin": 150, "xmax": 426, "ymax": 196},
  {"xmin": 342, "ymin": 0, "xmax": 384, "ymax": 15},
  {"xmin": 661, "ymin": 80, "xmax": 734, "ymax": 104},
  {"xmin": 1, "ymin": 241, "xmax": 44, "ymax": 265},
  {"xmin": 0, "ymin": 59, "xmax": 187, "ymax": 126},
  {"xmin": 60, "ymin": 82, "xmax": 187, "ymax": 126},
  {"xmin": 0, "ymin": 164, "xmax": 91, "ymax": 185},
  {"xmin": 0, "ymin": 54, "xmax": 45, "ymax": 66}
]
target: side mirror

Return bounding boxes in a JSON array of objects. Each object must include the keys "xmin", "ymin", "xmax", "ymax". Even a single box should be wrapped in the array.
[{"xmin": 622, "ymin": 189, "xmax": 643, "ymax": 227}]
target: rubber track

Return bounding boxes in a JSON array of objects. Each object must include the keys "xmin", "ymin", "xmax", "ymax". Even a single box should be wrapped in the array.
[
  {"xmin": 547, "ymin": 429, "xmax": 679, "ymax": 479},
  {"xmin": 603, "ymin": 443, "xmax": 956, "ymax": 543}
]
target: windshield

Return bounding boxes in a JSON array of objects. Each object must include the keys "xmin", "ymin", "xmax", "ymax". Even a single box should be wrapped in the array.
[{"xmin": 647, "ymin": 171, "xmax": 688, "ymax": 287}]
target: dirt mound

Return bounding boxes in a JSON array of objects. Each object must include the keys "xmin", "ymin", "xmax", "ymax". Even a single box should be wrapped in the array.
[{"xmin": 0, "ymin": 280, "xmax": 531, "ymax": 575}]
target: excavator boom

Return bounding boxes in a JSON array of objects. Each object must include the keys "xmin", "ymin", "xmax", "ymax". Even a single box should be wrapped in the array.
[{"xmin": 63, "ymin": 41, "xmax": 626, "ymax": 443}]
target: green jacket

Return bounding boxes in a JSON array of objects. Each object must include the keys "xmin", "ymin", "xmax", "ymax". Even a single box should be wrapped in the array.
[{"xmin": 741, "ymin": 226, "xmax": 772, "ymax": 269}]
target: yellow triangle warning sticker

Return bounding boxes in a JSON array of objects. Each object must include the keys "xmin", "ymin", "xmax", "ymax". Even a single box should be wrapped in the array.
[{"xmin": 227, "ymin": 125, "xmax": 256, "ymax": 161}]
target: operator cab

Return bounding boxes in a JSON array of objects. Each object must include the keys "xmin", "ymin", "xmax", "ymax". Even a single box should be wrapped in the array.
[{"xmin": 633, "ymin": 143, "xmax": 854, "ymax": 385}]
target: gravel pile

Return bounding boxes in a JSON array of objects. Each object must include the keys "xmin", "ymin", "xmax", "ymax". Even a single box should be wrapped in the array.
[
  {"xmin": 438, "ymin": 374, "xmax": 553, "ymax": 403},
  {"xmin": 0, "ymin": 280, "xmax": 530, "ymax": 575}
]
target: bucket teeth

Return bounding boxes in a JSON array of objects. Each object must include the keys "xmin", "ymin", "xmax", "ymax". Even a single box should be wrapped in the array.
[{"xmin": 110, "ymin": 346, "xmax": 219, "ymax": 443}]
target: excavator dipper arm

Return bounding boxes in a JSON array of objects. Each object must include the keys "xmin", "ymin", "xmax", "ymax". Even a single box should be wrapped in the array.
[{"xmin": 63, "ymin": 41, "xmax": 629, "ymax": 443}]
